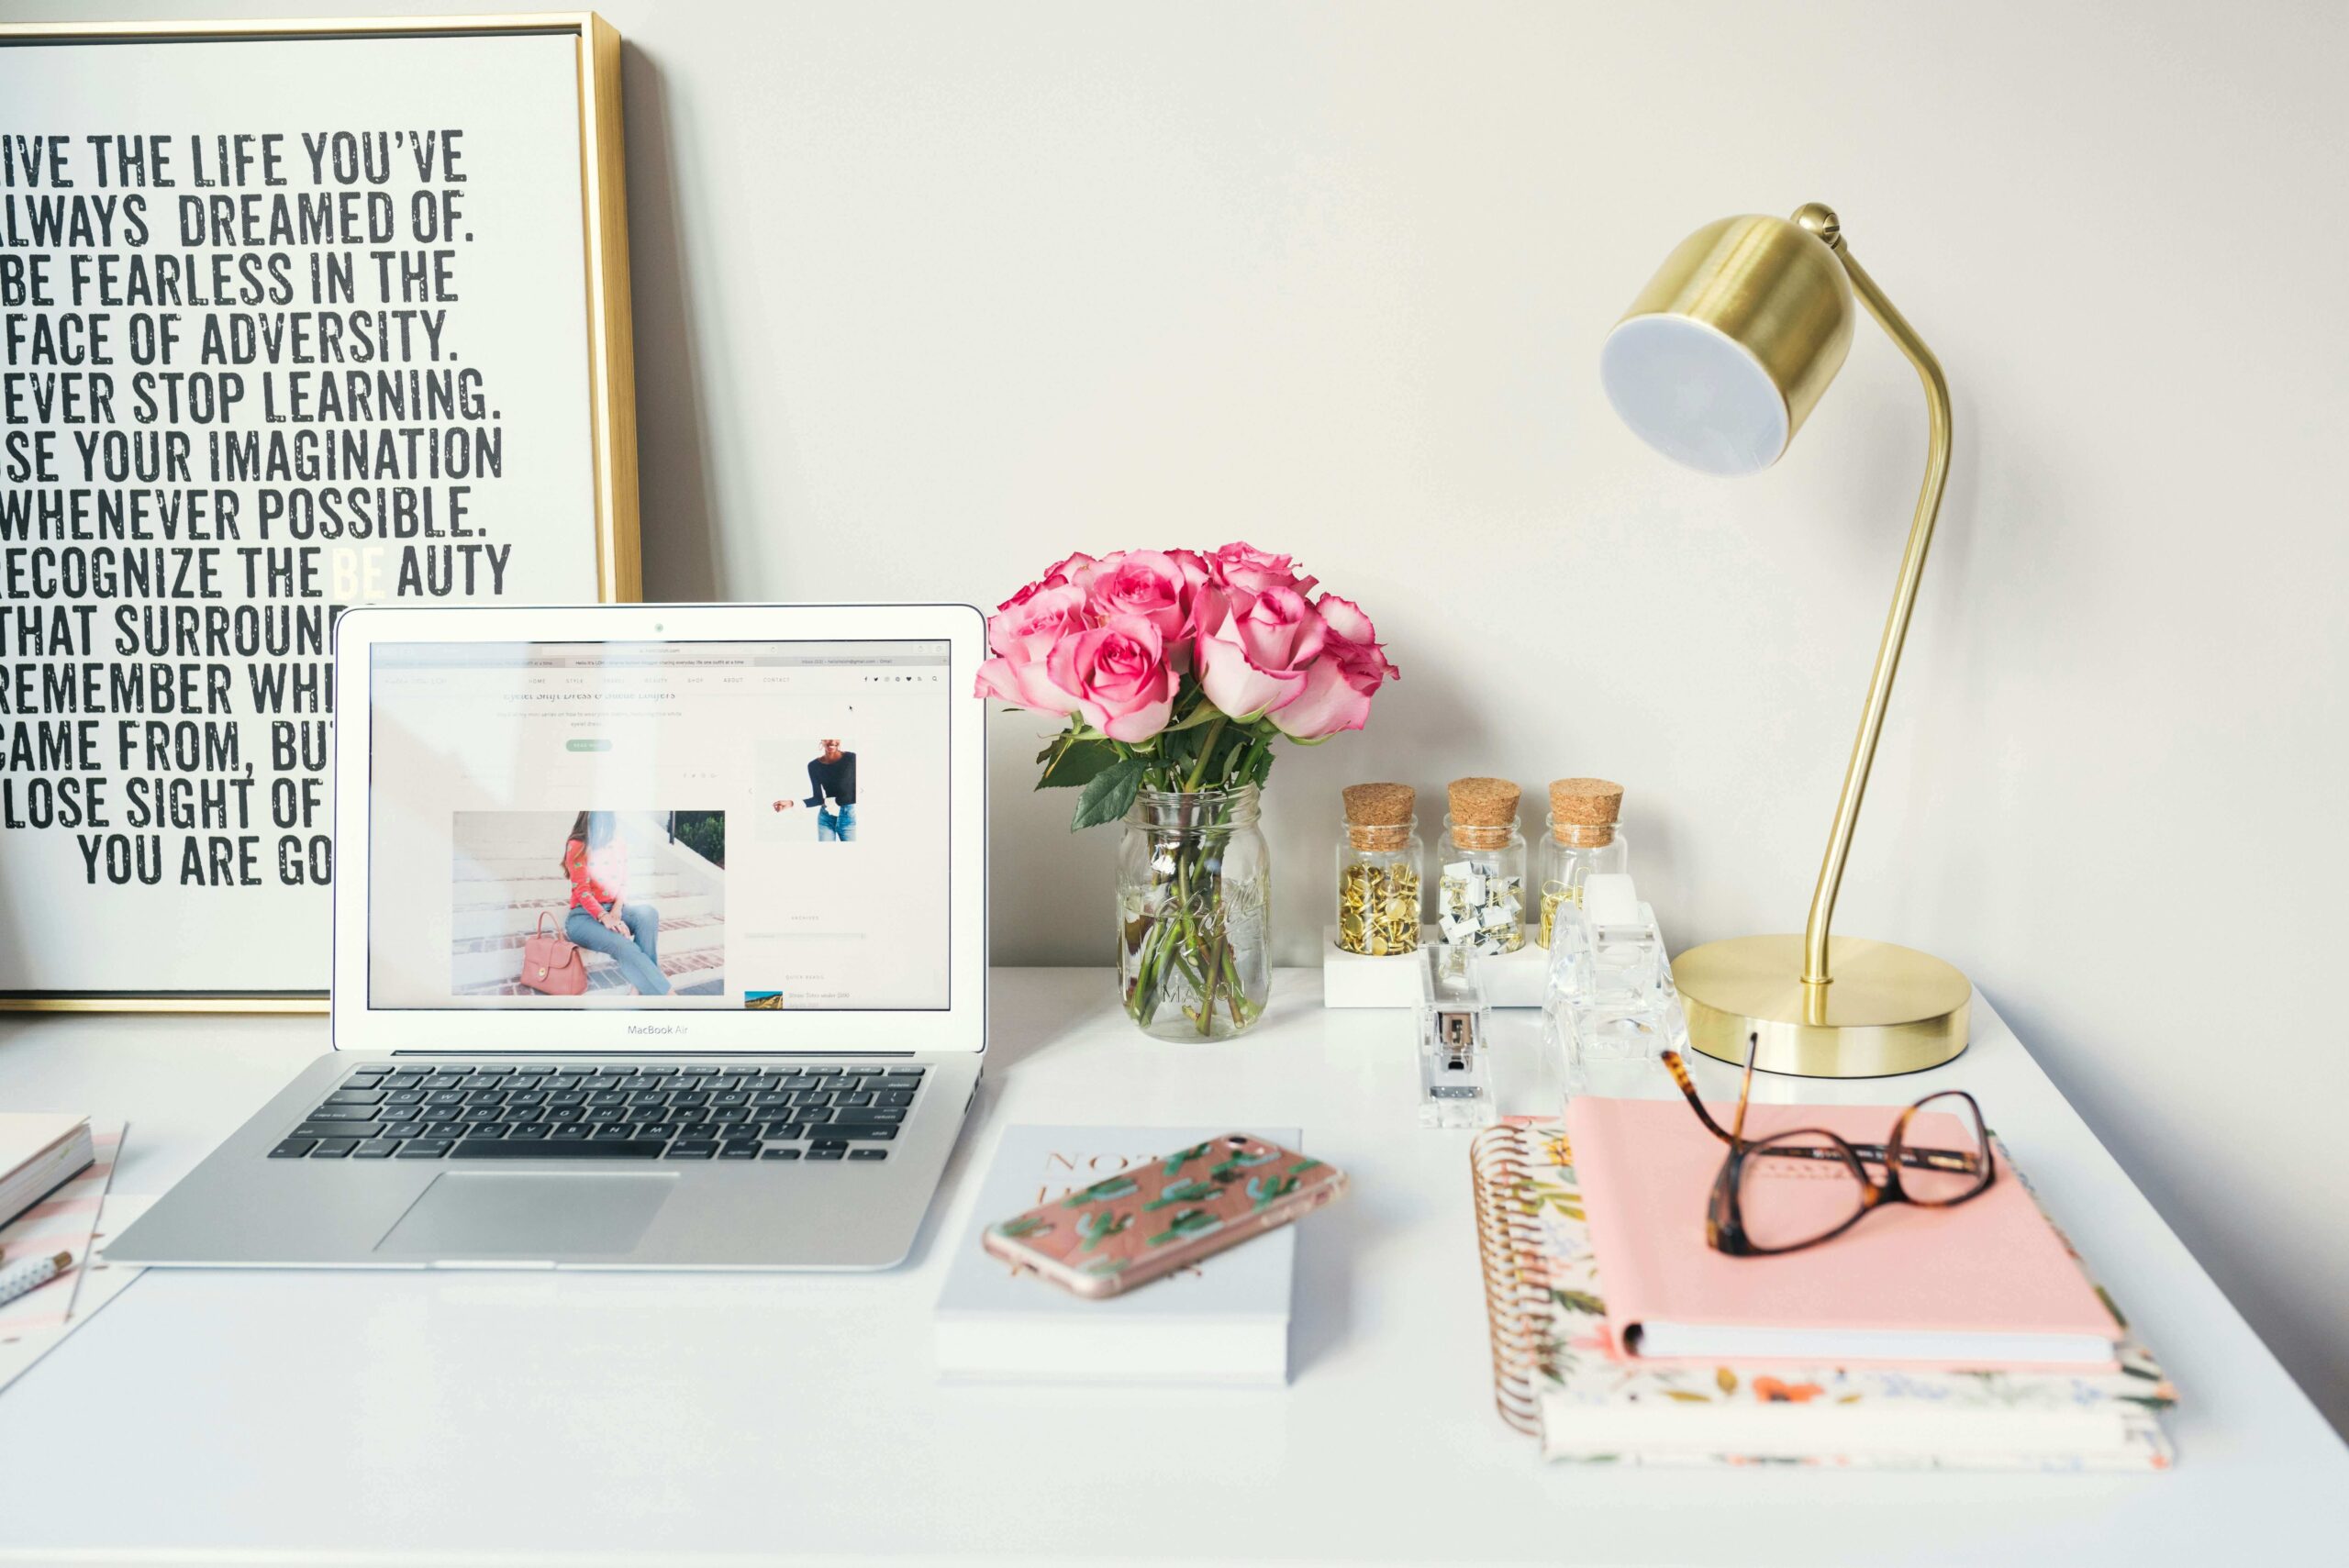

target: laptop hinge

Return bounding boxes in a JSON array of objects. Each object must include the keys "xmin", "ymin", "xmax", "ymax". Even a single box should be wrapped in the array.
[{"xmin": 384, "ymin": 1050, "xmax": 920, "ymax": 1059}]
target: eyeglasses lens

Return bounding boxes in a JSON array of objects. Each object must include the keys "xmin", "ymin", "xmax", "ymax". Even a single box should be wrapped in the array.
[
  {"xmin": 1736, "ymin": 1130, "xmax": 1868, "ymax": 1251},
  {"xmin": 1897, "ymin": 1093, "xmax": 1992, "ymax": 1206}
]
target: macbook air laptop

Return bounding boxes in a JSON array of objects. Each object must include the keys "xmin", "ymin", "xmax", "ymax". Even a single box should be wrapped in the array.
[{"xmin": 108, "ymin": 602, "xmax": 988, "ymax": 1270}]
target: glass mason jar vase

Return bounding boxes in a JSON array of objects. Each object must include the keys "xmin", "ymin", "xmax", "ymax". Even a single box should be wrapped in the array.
[{"xmin": 1117, "ymin": 785, "xmax": 1272, "ymax": 1040}]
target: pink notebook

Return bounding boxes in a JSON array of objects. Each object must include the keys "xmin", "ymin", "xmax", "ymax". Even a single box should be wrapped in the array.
[{"xmin": 1564, "ymin": 1096, "xmax": 2121, "ymax": 1371}]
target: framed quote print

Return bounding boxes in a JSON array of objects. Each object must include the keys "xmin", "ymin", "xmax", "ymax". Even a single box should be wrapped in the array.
[{"xmin": 0, "ymin": 15, "xmax": 640, "ymax": 1010}]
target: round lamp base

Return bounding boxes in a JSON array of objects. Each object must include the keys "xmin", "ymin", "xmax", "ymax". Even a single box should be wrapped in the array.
[{"xmin": 1674, "ymin": 934, "xmax": 1970, "ymax": 1079}]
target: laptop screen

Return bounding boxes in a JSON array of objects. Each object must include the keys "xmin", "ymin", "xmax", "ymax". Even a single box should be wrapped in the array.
[{"xmin": 363, "ymin": 638, "xmax": 953, "ymax": 1013}]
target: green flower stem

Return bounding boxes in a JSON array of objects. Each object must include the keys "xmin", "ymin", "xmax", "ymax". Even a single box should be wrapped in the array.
[
  {"xmin": 1194, "ymin": 906, "xmax": 1225, "ymax": 1034},
  {"xmin": 1173, "ymin": 807, "xmax": 1222, "ymax": 1034},
  {"xmin": 1183, "ymin": 717, "xmax": 1228, "ymax": 793},
  {"xmin": 1170, "ymin": 809, "xmax": 1205, "ymax": 991}
]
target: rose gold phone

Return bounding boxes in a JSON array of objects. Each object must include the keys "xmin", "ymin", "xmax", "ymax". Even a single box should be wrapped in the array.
[{"xmin": 979, "ymin": 1133, "xmax": 1347, "ymax": 1298}]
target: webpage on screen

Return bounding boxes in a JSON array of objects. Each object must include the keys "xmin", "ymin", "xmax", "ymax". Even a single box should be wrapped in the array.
[{"xmin": 364, "ymin": 639, "xmax": 952, "ymax": 1012}]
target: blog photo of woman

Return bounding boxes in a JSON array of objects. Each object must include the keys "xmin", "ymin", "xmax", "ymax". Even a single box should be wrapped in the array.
[
  {"xmin": 562, "ymin": 810, "xmax": 672, "ymax": 995},
  {"xmin": 773, "ymin": 738, "xmax": 857, "ymax": 841},
  {"xmin": 447, "ymin": 810, "xmax": 729, "ymax": 1001}
]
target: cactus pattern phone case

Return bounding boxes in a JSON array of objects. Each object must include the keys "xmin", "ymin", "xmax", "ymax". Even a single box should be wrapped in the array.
[{"xmin": 980, "ymin": 1133, "xmax": 1347, "ymax": 1298}]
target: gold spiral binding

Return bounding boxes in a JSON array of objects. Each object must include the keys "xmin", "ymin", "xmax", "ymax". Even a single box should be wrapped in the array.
[{"xmin": 1470, "ymin": 1123, "xmax": 1559, "ymax": 1438}]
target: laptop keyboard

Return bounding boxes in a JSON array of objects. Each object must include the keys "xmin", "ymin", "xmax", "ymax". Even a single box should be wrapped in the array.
[{"xmin": 266, "ymin": 1063, "xmax": 923, "ymax": 1162}]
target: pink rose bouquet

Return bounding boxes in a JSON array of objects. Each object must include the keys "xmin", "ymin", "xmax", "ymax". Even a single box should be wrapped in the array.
[
  {"xmin": 977, "ymin": 541, "xmax": 1398, "ymax": 1036},
  {"xmin": 977, "ymin": 540, "xmax": 1398, "ymax": 823}
]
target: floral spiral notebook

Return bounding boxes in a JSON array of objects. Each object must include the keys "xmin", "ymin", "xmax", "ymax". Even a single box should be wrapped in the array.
[{"xmin": 1469, "ymin": 1120, "xmax": 2176, "ymax": 1471}]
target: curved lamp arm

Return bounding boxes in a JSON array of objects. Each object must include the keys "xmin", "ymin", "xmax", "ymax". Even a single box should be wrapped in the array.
[{"xmin": 1798, "ymin": 209, "xmax": 1954, "ymax": 990}]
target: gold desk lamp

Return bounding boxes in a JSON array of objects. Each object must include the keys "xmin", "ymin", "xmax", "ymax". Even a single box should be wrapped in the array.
[{"xmin": 1598, "ymin": 203, "xmax": 1969, "ymax": 1077}]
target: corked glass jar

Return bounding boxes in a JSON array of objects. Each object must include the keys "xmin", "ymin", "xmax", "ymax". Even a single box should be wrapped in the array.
[
  {"xmin": 1335, "ymin": 782, "xmax": 1421, "ymax": 957},
  {"xmin": 1437, "ymin": 777, "xmax": 1526, "ymax": 954},
  {"xmin": 1537, "ymin": 777, "xmax": 1629, "ymax": 948}
]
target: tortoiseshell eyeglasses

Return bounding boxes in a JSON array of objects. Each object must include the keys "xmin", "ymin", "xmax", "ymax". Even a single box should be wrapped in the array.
[{"xmin": 1661, "ymin": 1031, "xmax": 1998, "ymax": 1257}]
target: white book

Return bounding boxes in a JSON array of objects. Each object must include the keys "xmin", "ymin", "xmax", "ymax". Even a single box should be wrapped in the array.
[
  {"xmin": 0, "ymin": 1114, "xmax": 95, "ymax": 1230},
  {"xmin": 934, "ymin": 1124, "xmax": 1299, "ymax": 1386}
]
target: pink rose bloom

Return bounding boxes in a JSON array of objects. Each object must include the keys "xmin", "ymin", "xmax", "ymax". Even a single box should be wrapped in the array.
[
  {"xmin": 1208, "ymin": 539, "xmax": 1319, "ymax": 608},
  {"xmin": 1166, "ymin": 548, "xmax": 1214, "ymax": 592},
  {"xmin": 1044, "ymin": 615, "xmax": 1176, "ymax": 741},
  {"xmin": 1163, "ymin": 549, "xmax": 1217, "ymax": 647},
  {"xmin": 1269, "ymin": 593, "xmax": 1399, "ymax": 739},
  {"xmin": 974, "ymin": 580, "xmax": 1088, "ymax": 713},
  {"xmin": 1039, "ymin": 550, "xmax": 1097, "ymax": 589},
  {"xmin": 1084, "ymin": 550, "xmax": 1200, "ymax": 668},
  {"xmin": 1198, "ymin": 584, "xmax": 1328, "ymax": 720}
]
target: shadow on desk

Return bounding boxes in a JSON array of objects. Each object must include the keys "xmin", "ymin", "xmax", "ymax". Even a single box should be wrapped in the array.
[
  {"xmin": 1290, "ymin": 1177, "xmax": 1368, "ymax": 1380},
  {"xmin": 983, "ymin": 972, "xmax": 1109, "ymax": 1074},
  {"xmin": 889, "ymin": 975, "xmax": 1109, "ymax": 1274}
]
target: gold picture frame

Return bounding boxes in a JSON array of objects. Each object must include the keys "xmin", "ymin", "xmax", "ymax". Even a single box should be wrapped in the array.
[{"xmin": 0, "ymin": 13, "xmax": 640, "ymax": 1013}]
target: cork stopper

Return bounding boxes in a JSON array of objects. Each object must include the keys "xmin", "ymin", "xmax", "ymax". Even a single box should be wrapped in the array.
[
  {"xmin": 1548, "ymin": 777, "xmax": 1623, "ymax": 846},
  {"xmin": 1342, "ymin": 782, "xmax": 1414, "ymax": 851},
  {"xmin": 1446, "ymin": 776, "xmax": 1520, "ymax": 850}
]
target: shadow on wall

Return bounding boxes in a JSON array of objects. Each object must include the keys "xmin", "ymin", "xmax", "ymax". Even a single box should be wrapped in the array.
[{"xmin": 620, "ymin": 42, "xmax": 720, "ymax": 604}]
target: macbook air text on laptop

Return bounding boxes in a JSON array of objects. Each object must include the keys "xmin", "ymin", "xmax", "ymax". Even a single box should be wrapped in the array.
[{"xmin": 108, "ymin": 603, "xmax": 988, "ymax": 1270}]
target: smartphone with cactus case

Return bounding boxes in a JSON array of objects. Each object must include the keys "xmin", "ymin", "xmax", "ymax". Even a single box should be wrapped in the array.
[{"xmin": 980, "ymin": 1133, "xmax": 1347, "ymax": 1299}]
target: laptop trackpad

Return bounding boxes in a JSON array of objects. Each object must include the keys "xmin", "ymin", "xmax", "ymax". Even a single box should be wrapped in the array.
[{"xmin": 374, "ymin": 1173, "xmax": 676, "ymax": 1260}]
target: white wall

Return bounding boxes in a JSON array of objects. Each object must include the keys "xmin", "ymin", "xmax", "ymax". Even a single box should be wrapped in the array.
[{"xmin": 16, "ymin": 0, "xmax": 2344, "ymax": 1432}]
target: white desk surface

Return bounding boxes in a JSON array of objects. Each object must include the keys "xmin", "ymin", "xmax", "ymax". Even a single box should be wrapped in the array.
[{"xmin": 0, "ymin": 968, "xmax": 2340, "ymax": 1566}]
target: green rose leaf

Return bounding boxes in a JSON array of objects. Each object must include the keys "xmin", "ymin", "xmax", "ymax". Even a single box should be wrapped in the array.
[
  {"xmin": 1070, "ymin": 755, "xmax": 1147, "ymax": 831},
  {"xmin": 1038, "ymin": 737, "xmax": 1119, "ymax": 790}
]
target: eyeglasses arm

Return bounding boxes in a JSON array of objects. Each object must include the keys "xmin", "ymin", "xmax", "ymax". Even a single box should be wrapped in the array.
[
  {"xmin": 1662, "ymin": 1051, "xmax": 1987, "ymax": 1174},
  {"xmin": 1660, "ymin": 1051, "xmax": 1737, "ymax": 1146}
]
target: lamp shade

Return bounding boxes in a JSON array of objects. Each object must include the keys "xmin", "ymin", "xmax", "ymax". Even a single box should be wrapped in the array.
[{"xmin": 1599, "ymin": 214, "xmax": 1854, "ymax": 476}]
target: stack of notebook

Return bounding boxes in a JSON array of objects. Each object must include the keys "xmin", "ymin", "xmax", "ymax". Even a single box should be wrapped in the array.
[
  {"xmin": 1470, "ymin": 1105, "xmax": 2176, "ymax": 1471},
  {"xmin": 1, "ymin": 1115, "xmax": 94, "ymax": 1230}
]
